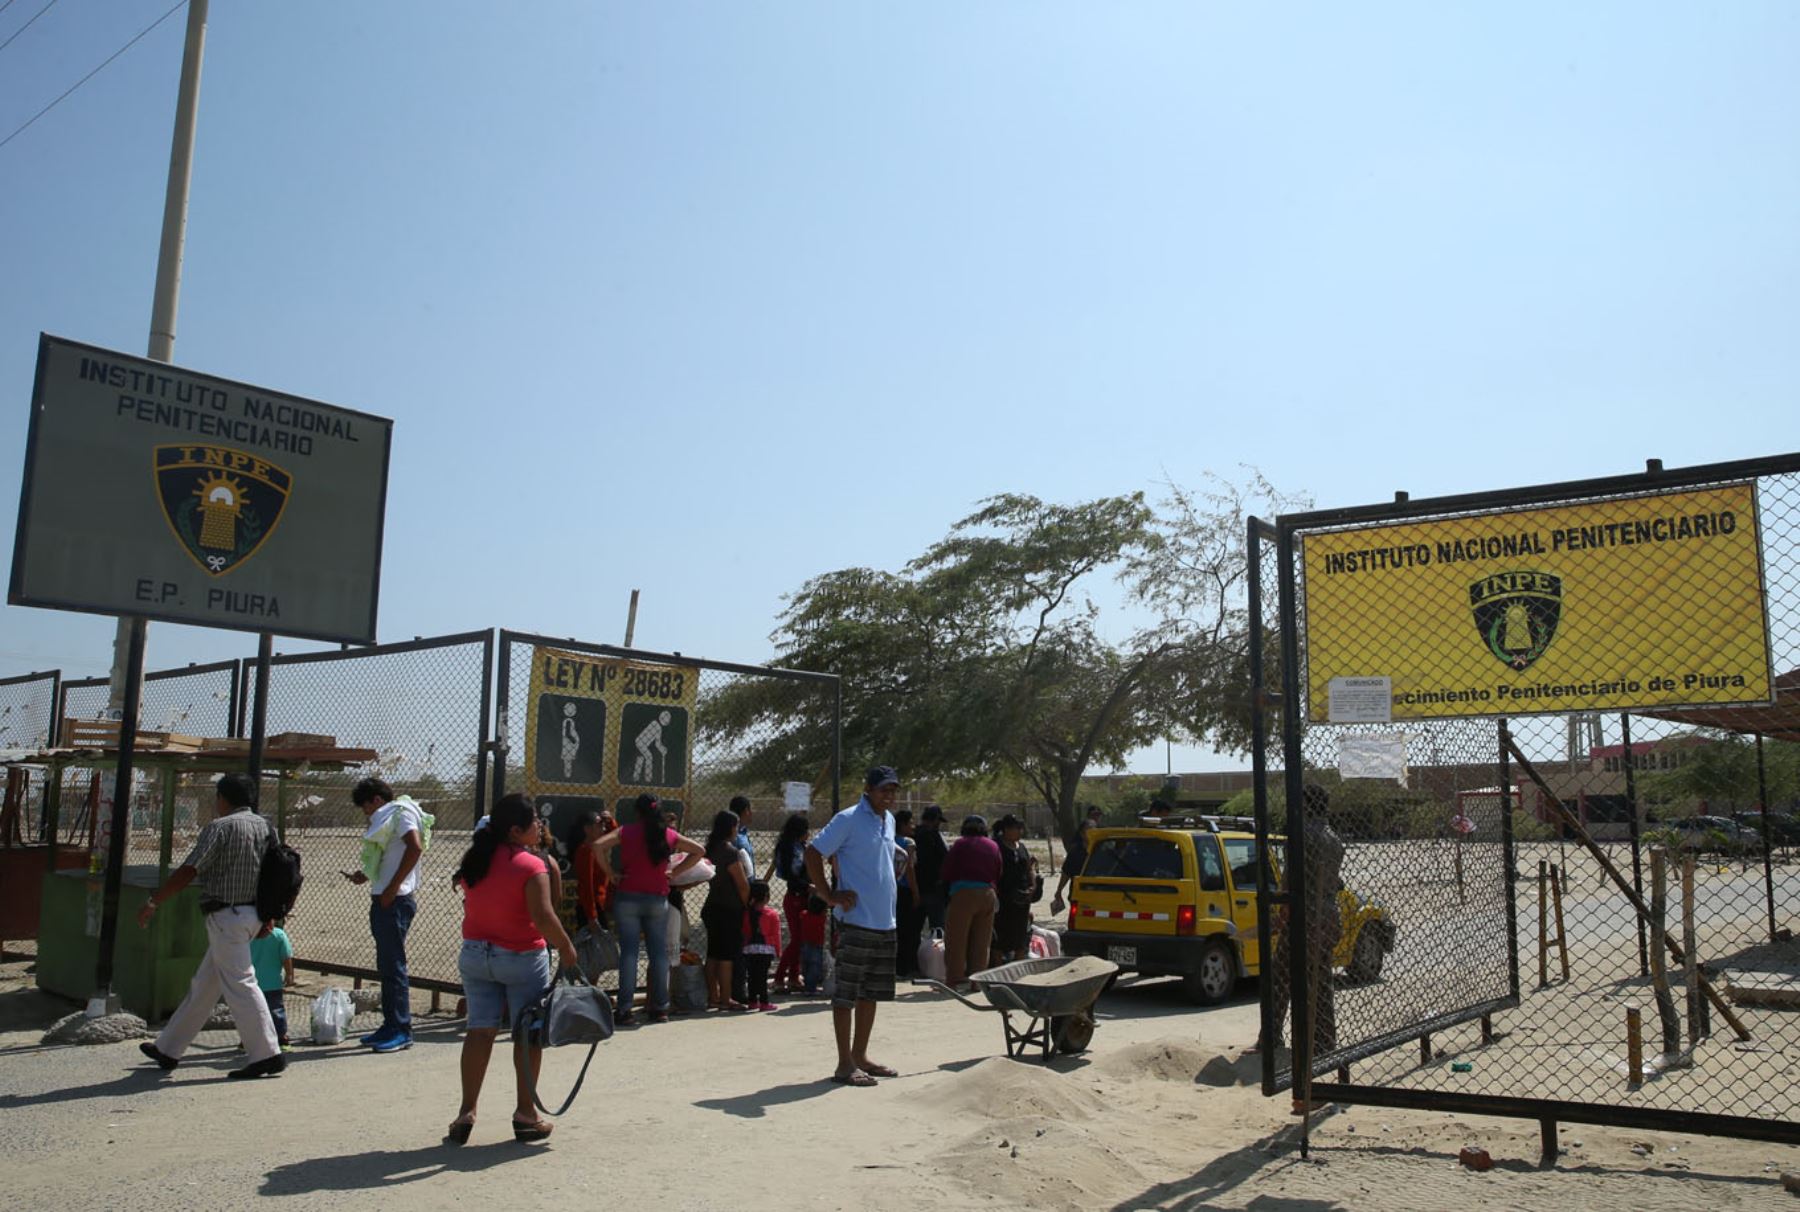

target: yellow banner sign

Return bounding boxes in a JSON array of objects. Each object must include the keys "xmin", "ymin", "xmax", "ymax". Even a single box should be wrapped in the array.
[
  {"xmin": 525, "ymin": 646, "xmax": 699, "ymax": 835},
  {"xmin": 1302, "ymin": 483, "xmax": 1772, "ymax": 722}
]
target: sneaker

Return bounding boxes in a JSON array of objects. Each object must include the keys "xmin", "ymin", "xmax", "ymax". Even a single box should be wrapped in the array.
[
  {"xmin": 359, "ymin": 1028, "xmax": 394, "ymax": 1047},
  {"xmin": 227, "ymin": 1054, "xmax": 287, "ymax": 1079},
  {"xmin": 369, "ymin": 1032, "xmax": 412, "ymax": 1054},
  {"xmin": 757, "ymin": 1002, "xmax": 778, "ymax": 1012},
  {"xmin": 614, "ymin": 1010, "xmax": 637, "ymax": 1027},
  {"xmin": 138, "ymin": 1042, "xmax": 179, "ymax": 1071}
]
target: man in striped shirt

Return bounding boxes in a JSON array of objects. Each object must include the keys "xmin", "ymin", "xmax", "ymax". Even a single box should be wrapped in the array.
[{"xmin": 138, "ymin": 772, "xmax": 285, "ymax": 1079}]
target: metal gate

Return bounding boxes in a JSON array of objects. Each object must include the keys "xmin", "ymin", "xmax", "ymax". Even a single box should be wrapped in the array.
[{"xmin": 1253, "ymin": 453, "xmax": 1800, "ymax": 1149}]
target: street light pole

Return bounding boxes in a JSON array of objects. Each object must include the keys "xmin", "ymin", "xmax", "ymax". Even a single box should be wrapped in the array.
[{"xmin": 91, "ymin": 0, "xmax": 210, "ymax": 1016}]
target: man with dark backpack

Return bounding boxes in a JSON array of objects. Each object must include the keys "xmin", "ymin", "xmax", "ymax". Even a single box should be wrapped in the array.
[{"xmin": 136, "ymin": 773, "xmax": 286, "ymax": 1079}]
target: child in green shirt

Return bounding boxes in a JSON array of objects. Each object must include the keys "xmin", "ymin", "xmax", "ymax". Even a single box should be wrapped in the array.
[{"xmin": 249, "ymin": 923, "xmax": 295, "ymax": 1049}]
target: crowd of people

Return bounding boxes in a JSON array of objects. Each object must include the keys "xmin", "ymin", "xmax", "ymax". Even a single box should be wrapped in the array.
[{"xmin": 129, "ymin": 764, "xmax": 1056, "ymax": 1140}]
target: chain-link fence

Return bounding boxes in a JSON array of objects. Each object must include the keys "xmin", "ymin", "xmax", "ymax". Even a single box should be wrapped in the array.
[
  {"xmin": 0, "ymin": 670, "xmax": 60, "ymax": 844},
  {"xmin": 497, "ymin": 631, "xmax": 841, "ymax": 1001},
  {"xmin": 240, "ymin": 631, "xmax": 493, "ymax": 997},
  {"xmin": 1255, "ymin": 455, "xmax": 1800, "ymax": 1148}
]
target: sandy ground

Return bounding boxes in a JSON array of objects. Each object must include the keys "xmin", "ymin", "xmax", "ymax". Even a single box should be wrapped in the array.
[{"xmin": 4, "ymin": 956, "xmax": 1799, "ymax": 1212}]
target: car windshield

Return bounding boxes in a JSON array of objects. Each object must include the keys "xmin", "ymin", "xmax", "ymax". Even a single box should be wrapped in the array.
[{"xmin": 1085, "ymin": 837, "xmax": 1183, "ymax": 880}]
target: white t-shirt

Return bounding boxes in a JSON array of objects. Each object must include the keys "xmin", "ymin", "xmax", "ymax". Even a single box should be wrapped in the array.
[{"xmin": 368, "ymin": 800, "xmax": 423, "ymax": 898}]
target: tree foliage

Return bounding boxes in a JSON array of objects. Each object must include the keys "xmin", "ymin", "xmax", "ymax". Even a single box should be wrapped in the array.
[{"xmin": 698, "ymin": 471, "xmax": 1303, "ymax": 836}]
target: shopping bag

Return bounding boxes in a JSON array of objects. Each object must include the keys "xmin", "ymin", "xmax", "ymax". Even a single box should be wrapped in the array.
[
  {"xmin": 917, "ymin": 927, "xmax": 948, "ymax": 983},
  {"xmin": 670, "ymin": 961, "xmax": 709, "ymax": 1011},
  {"xmin": 575, "ymin": 925, "xmax": 620, "ymax": 982},
  {"xmin": 309, "ymin": 987, "xmax": 354, "ymax": 1044}
]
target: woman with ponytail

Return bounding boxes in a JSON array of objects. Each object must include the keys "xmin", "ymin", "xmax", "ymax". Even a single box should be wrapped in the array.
[
  {"xmin": 592, "ymin": 794, "xmax": 704, "ymax": 1024},
  {"xmin": 450, "ymin": 793, "xmax": 579, "ymax": 1146}
]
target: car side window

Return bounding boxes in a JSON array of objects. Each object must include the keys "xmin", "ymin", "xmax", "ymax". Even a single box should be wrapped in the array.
[
  {"xmin": 1222, "ymin": 838, "xmax": 1258, "ymax": 889},
  {"xmin": 1194, "ymin": 836, "xmax": 1227, "ymax": 892}
]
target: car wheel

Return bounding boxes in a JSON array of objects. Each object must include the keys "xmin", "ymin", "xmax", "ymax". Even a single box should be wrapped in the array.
[
  {"xmin": 1181, "ymin": 939, "xmax": 1237, "ymax": 1005},
  {"xmin": 1347, "ymin": 923, "xmax": 1388, "ymax": 984}
]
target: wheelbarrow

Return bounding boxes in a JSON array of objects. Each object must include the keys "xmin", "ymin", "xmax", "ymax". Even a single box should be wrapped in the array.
[{"xmin": 916, "ymin": 955, "xmax": 1119, "ymax": 1062}]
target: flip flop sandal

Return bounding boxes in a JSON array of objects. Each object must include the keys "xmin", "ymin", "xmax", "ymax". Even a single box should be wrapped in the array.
[
  {"xmin": 830, "ymin": 1070, "xmax": 878, "ymax": 1087},
  {"xmin": 859, "ymin": 1063, "xmax": 899, "ymax": 1078}
]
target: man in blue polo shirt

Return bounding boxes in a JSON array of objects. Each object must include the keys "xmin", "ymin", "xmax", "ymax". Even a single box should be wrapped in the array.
[{"xmin": 806, "ymin": 765, "xmax": 908, "ymax": 1087}]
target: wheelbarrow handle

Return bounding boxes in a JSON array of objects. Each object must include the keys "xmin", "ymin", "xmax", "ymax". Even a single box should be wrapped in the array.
[{"xmin": 911, "ymin": 978, "xmax": 1000, "ymax": 1013}]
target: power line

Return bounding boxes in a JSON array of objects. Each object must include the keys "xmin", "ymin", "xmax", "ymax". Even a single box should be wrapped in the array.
[
  {"xmin": 0, "ymin": 0, "xmax": 26, "ymax": 21},
  {"xmin": 0, "ymin": 0, "xmax": 186, "ymax": 152},
  {"xmin": 0, "ymin": 0, "xmax": 62, "ymax": 55}
]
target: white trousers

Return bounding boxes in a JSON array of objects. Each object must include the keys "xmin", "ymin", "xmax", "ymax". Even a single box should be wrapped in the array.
[{"xmin": 156, "ymin": 905, "xmax": 279, "ymax": 1062}]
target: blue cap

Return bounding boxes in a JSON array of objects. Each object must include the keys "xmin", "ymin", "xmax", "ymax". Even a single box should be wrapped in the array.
[{"xmin": 864, "ymin": 765, "xmax": 900, "ymax": 788}]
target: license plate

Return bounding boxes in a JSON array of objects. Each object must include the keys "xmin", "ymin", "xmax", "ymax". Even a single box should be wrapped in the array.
[{"xmin": 1107, "ymin": 945, "xmax": 1138, "ymax": 966}]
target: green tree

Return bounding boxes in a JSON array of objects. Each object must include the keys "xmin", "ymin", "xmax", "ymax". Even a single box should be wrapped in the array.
[
  {"xmin": 1640, "ymin": 730, "xmax": 1800, "ymax": 816},
  {"xmin": 698, "ymin": 472, "xmax": 1302, "ymax": 839}
]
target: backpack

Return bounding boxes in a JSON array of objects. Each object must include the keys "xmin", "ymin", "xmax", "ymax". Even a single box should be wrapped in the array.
[{"xmin": 257, "ymin": 825, "xmax": 304, "ymax": 922}]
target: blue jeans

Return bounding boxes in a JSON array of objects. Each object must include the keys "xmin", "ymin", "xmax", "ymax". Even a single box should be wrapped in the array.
[
  {"xmin": 614, "ymin": 892, "xmax": 670, "ymax": 1014},
  {"xmin": 369, "ymin": 894, "xmax": 416, "ymax": 1033},
  {"xmin": 801, "ymin": 942, "xmax": 825, "ymax": 992},
  {"xmin": 262, "ymin": 988, "xmax": 288, "ymax": 1043}
]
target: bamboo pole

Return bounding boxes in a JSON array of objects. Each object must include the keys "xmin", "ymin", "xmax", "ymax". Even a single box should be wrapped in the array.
[
  {"xmin": 1503, "ymin": 736, "xmax": 1751, "ymax": 1041},
  {"xmin": 1551, "ymin": 864, "xmax": 1570, "ymax": 982},
  {"xmin": 1648, "ymin": 847, "xmax": 1681, "ymax": 1061},
  {"xmin": 1537, "ymin": 859, "xmax": 1549, "ymax": 988}
]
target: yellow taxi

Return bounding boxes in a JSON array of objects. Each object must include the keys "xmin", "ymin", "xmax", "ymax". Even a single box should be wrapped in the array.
[{"xmin": 1061, "ymin": 816, "xmax": 1394, "ymax": 1004}]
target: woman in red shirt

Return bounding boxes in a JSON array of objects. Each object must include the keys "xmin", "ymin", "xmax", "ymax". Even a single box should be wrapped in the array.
[
  {"xmin": 940, "ymin": 814, "xmax": 1003, "ymax": 989},
  {"xmin": 569, "ymin": 810, "xmax": 617, "ymax": 929},
  {"xmin": 592, "ymin": 794, "xmax": 705, "ymax": 1024},
  {"xmin": 450, "ymin": 793, "xmax": 579, "ymax": 1145}
]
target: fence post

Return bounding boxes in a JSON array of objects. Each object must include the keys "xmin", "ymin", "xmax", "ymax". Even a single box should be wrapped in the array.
[
  {"xmin": 1682, "ymin": 853, "xmax": 1701, "ymax": 1048},
  {"xmin": 475, "ymin": 630, "xmax": 495, "ymax": 825},
  {"xmin": 1756, "ymin": 732, "xmax": 1776, "ymax": 944},
  {"xmin": 1626, "ymin": 1004, "xmax": 1643, "ymax": 1088},
  {"xmin": 491, "ymin": 637, "xmax": 511, "ymax": 812}
]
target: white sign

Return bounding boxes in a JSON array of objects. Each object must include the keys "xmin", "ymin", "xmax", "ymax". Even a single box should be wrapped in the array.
[
  {"xmin": 1327, "ymin": 676, "xmax": 1392, "ymax": 723},
  {"xmin": 1337, "ymin": 732, "xmax": 1409, "ymax": 785},
  {"xmin": 783, "ymin": 781, "xmax": 811, "ymax": 812}
]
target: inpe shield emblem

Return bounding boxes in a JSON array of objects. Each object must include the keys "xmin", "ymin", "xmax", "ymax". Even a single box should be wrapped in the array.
[
  {"xmin": 1469, "ymin": 570, "xmax": 1563, "ymax": 670},
  {"xmin": 153, "ymin": 445, "xmax": 293, "ymax": 576}
]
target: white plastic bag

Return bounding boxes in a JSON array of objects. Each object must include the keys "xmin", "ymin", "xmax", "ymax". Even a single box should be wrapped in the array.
[
  {"xmin": 1028, "ymin": 925, "xmax": 1062, "ymax": 959},
  {"xmin": 309, "ymin": 987, "xmax": 354, "ymax": 1044},
  {"xmin": 669, "ymin": 857, "xmax": 715, "ymax": 888},
  {"xmin": 917, "ymin": 927, "xmax": 947, "ymax": 984}
]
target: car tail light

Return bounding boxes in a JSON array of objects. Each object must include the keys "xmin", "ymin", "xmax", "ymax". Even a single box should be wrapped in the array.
[
  {"xmin": 1177, "ymin": 905, "xmax": 1197, "ymax": 936},
  {"xmin": 1068, "ymin": 899, "xmax": 1081, "ymax": 930}
]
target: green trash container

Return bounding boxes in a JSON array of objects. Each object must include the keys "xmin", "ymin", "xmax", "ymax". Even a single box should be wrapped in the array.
[{"xmin": 36, "ymin": 865, "xmax": 207, "ymax": 1021}]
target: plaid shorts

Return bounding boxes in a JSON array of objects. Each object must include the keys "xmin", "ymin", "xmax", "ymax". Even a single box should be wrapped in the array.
[{"xmin": 832, "ymin": 924, "xmax": 897, "ymax": 1008}]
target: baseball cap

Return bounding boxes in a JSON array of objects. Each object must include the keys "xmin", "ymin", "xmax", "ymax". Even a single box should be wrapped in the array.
[
  {"xmin": 865, "ymin": 765, "xmax": 900, "ymax": 788},
  {"xmin": 921, "ymin": 804, "xmax": 946, "ymax": 822}
]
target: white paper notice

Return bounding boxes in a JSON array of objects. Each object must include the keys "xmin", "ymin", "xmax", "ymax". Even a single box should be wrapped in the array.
[
  {"xmin": 782, "ymin": 781, "xmax": 812, "ymax": 811},
  {"xmin": 1327, "ymin": 676, "xmax": 1392, "ymax": 723},
  {"xmin": 1338, "ymin": 733, "xmax": 1410, "ymax": 785}
]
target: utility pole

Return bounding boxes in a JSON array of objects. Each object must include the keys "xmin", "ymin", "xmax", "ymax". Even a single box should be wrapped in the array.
[
  {"xmin": 90, "ymin": 0, "xmax": 210, "ymax": 1018},
  {"xmin": 623, "ymin": 588, "xmax": 640, "ymax": 647}
]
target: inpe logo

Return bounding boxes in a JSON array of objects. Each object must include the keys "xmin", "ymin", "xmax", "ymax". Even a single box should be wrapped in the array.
[
  {"xmin": 1469, "ymin": 570, "xmax": 1562, "ymax": 670},
  {"xmin": 154, "ymin": 445, "xmax": 292, "ymax": 576}
]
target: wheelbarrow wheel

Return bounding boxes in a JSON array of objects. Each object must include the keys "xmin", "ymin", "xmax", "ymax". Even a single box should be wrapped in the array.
[{"xmin": 1055, "ymin": 1015, "xmax": 1095, "ymax": 1054}]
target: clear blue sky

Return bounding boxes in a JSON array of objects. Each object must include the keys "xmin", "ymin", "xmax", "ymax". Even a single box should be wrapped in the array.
[{"xmin": 3, "ymin": 3, "xmax": 1796, "ymax": 773}]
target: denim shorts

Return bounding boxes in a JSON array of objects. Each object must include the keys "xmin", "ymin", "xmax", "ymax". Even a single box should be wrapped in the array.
[{"xmin": 459, "ymin": 939, "xmax": 551, "ymax": 1031}]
